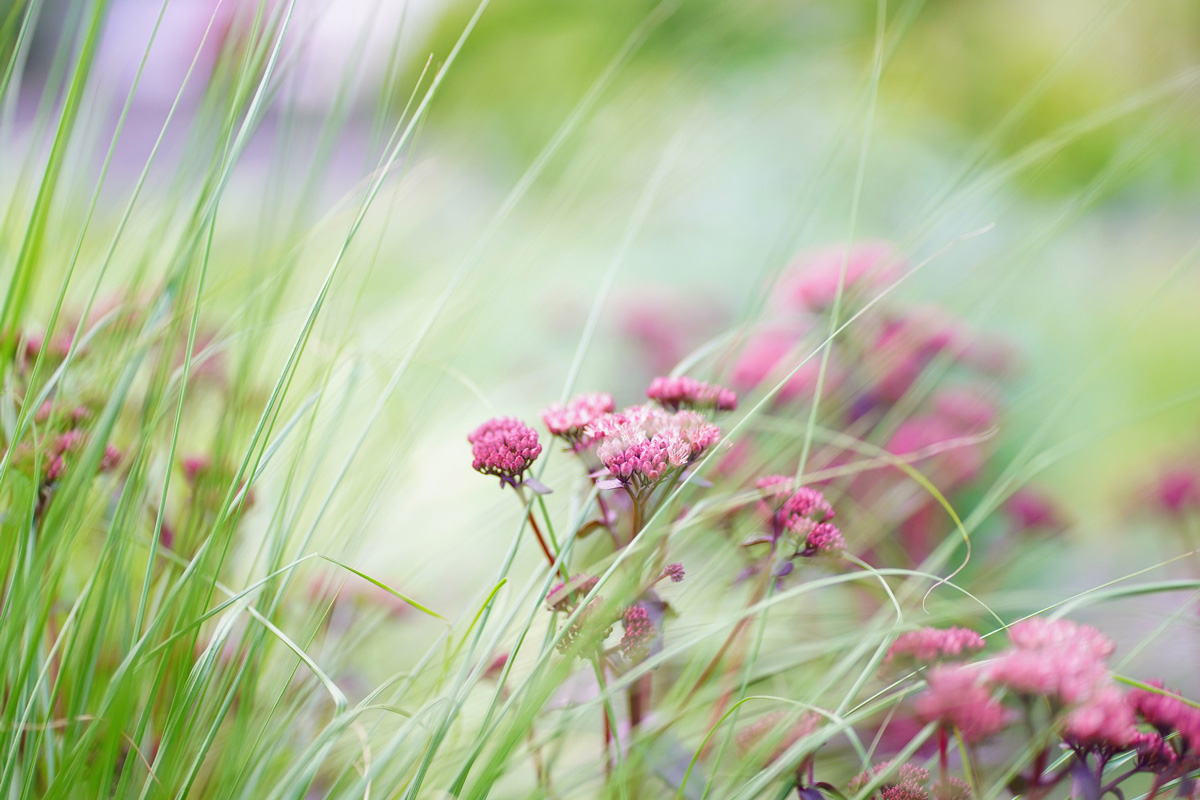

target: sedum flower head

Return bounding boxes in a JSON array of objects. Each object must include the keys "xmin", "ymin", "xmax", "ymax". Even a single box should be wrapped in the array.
[
  {"xmin": 541, "ymin": 392, "xmax": 615, "ymax": 447},
  {"xmin": 1064, "ymin": 687, "xmax": 1139, "ymax": 752},
  {"xmin": 662, "ymin": 562, "xmax": 686, "ymax": 583},
  {"xmin": 886, "ymin": 626, "xmax": 985, "ymax": 666},
  {"xmin": 587, "ymin": 404, "xmax": 720, "ymax": 492},
  {"xmin": 468, "ymin": 417, "xmax": 542, "ymax": 486},
  {"xmin": 619, "ymin": 604, "xmax": 656, "ymax": 661},
  {"xmin": 915, "ymin": 665, "xmax": 1011, "ymax": 743},
  {"xmin": 646, "ymin": 375, "xmax": 737, "ymax": 412}
]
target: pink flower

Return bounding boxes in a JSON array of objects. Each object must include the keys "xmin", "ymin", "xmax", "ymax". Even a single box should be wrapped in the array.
[
  {"xmin": 932, "ymin": 387, "xmax": 997, "ymax": 431},
  {"xmin": 1005, "ymin": 488, "xmax": 1066, "ymax": 533},
  {"xmin": 1152, "ymin": 467, "xmax": 1200, "ymax": 516},
  {"xmin": 541, "ymin": 393, "xmax": 615, "ymax": 446},
  {"xmin": 1130, "ymin": 682, "xmax": 1200, "ymax": 751},
  {"xmin": 985, "ymin": 619, "xmax": 1114, "ymax": 704},
  {"xmin": 770, "ymin": 486, "xmax": 844, "ymax": 556},
  {"xmin": 774, "ymin": 241, "xmax": 902, "ymax": 312},
  {"xmin": 915, "ymin": 665, "xmax": 1011, "ymax": 743},
  {"xmin": 620, "ymin": 604, "xmax": 656, "ymax": 661},
  {"xmin": 1006, "ymin": 619, "xmax": 1114, "ymax": 660},
  {"xmin": 646, "ymin": 375, "xmax": 737, "ymax": 412},
  {"xmin": 885, "ymin": 627, "xmax": 985, "ymax": 665},
  {"xmin": 731, "ymin": 326, "xmax": 841, "ymax": 404},
  {"xmin": 1065, "ymin": 687, "xmax": 1138, "ymax": 751},
  {"xmin": 885, "ymin": 416, "xmax": 985, "ymax": 491},
  {"xmin": 868, "ymin": 312, "xmax": 963, "ymax": 403},
  {"xmin": 468, "ymin": 417, "xmax": 542, "ymax": 485},
  {"xmin": 588, "ymin": 405, "xmax": 720, "ymax": 492},
  {"xmin": 662, "ymin": 562, "xmax": 685, "ymax": 583}
]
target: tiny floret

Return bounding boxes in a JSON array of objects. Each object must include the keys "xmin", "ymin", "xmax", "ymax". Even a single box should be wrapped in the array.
[
  {"xmin": 468, "ymin": 417, "xmax": 542, "ymax": 486},
  {"xmin": 663, "ymin": 562, "xmax": 686, "ymax": 583},
  {"xmin": 646, "ymin": 375, "xmax": 737, "ymax": 412}
]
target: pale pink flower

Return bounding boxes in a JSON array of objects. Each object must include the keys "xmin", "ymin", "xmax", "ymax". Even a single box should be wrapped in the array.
[
  {"xmin": 915, "ymin": 665, "xmax": 1011, "ymax": 743},
  {"xmin": 468, "ymin": 417, "xmax": 542, "ymax": 485},
  {"xmin": 541, "ymin": 393, "xmax": 615, "ymax": 446},
  {"xmin": 885, "ymin": 627, "xmax": 985, "ymax": 665},
  {"xmin": 1006, "ymin": 619, "xmax": 1114, "ymax": 660},
  {"xmin": 1130, "ymin": 681, "xmax": 1200, "ymax": 751},
  {"xmin": 588, "ymin": 405, "xmax": 719, "ymax": 491},
  {"xmin": 646, "ymin": 375, "xmax": 737, "ymax": 412},
  {"xmin": 1065, "ymin": 687, "xmax": 1138, "ymax": 751},
  {"xmin": 932, "ymin": 387, "xmax": 997, "ymax": 431},
  {"xmin": 774, "ymin": 241, "xmax": 902, "ymax": 312},
  {"xmin": 731, "ymin": 326, "xmax": 842, "ymax": 404}
]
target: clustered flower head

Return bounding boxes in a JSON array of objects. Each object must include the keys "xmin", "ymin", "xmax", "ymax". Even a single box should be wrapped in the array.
[
  {"xmin": 885, "ymin": 626, "xmax": 985, "ymax": 666},
  {"xmin": 541, "ymin": 392, "xmax": 615, "ymax": 448},
  {"xmin": 662, "ymin": 562, "xmax": 685, "ymax": 583},
  {"xmin": 555, "ymin": 597, "xmax": 613, "ymax": 658},
  {"xmin": 646, "ymin": 375, "xmax": 737, "ymax": 412},
  {"xmin": 1130, "ymin": 681, "xmax": 1200, "ymax": 754},
  {"xmin": 587, "ymin": 404, "xmax": 720, "ymax": 493},
  {"xmin": 915, "ymin": 665, "xmax": 1012, "ymax": 743},
  {"xmin": 986, "ymin": 619, "xmax": 1114, "ymax": 705},
  {"xmin": 619, "ymin": 604, "xmax": 656, "ymax": 661},
  {"xmin": 852, "ymin": 763, "xmax": 971, "ymax": 800},
  {"xmin": 468, "ymin": 416, "xmax": 542, "ymax": 487},
  {"xmin": 545, "ymin": 574, "xmax": 599, "ymax": 612},
  {"xmin": 776, "ymin": 485, "xmax": 843, "ymax": 556}
]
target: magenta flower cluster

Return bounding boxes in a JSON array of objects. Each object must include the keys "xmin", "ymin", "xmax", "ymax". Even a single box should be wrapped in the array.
[
  {"xmin": 588, "ymin": 405, "xmax": 721, "ymax": 491},
  {"xmin": 468, "ymin": 416, "xmax": 543, "ymax": 485},
  {"xmin": 619, "ymin": 604, "xmax": 656, "ymax": 661}
]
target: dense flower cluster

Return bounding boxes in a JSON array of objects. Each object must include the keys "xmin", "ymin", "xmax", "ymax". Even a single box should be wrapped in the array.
[
  {"xmin": 885, "ymin": 626, "xmax": 985, "ymax": 666},
  {"xmin": 619, "ymin": 604, "xmax": 656, "ymax": 661},
  {"xmin": 587, "ymin": 404, "xmax": 720, "ymax": 492},
  {"xmin": 468, "ymin": 416, "xmax": 542, "ymax": 485},
  {"xmin": 541, "ymin": 392, "xmax": 615, "ymax": 448},
  {"xmin": 915, "ymin": 665, "xmax": 1012, "ymax": 743},
  {"xmin": 851, "ymin": 762, "xmax": 970, "ymax": 800},
  {"xmin": 645, "ymin": 375, "xmax": 737, "ymax": 411}
]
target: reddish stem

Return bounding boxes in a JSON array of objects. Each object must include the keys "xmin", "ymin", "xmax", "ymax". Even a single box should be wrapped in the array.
[{"xmin": 526, "ymin": 510, "xmax": 556, "ymax": 567}]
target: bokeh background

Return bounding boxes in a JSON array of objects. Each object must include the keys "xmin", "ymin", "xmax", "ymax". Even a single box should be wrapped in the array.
[{"xmin": 9, "ymin": 0, "xmax": 1200, "ymax": 700}]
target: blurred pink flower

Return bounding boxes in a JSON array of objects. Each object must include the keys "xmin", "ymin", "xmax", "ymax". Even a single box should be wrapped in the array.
[
  {"xmin": 774, "ymin": 242, "xmax": 903, "ymax": 313},
  {"xmin": 915, "ymin": 665, "xmax": 1011, "ymax": 743},
  {"xmin": 885, "ymin": 626, "xmax": 985, "ymax": 665},
  {"xmin": 646, "ymin": 375, "xmax": 737, "ymax": 412}
]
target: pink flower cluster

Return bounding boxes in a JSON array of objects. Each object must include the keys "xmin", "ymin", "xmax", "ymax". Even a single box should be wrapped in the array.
[
  {"xmin": 885, "ymin": 626, "xmax": 985, "ymax": 666},
  {"xmin": 774, "ymin": 241, "xmax": 902, "ymax": 313},
  {"xmin": 1131, "ymin": 681, "xmax": 1200, "ymax": 753},
  {"xmin": 541, "ymin": 392, "xmax": 615, "ymax": 447},
  {"xmin": 915, "ymin": 665, "xmax": 1012, "ymax": 743},
  {"xmin": 468, "ymin": 417, "xmax": 542, "ymax": 485},
  {"xmin": 775, "ymin": 484, "xmax": 844, "ymax": 556},
  {"xmin": 851, "ymin": 762, "xmax": 970, "ymax": 800},
  {"xmin": 620, "ymin": 604, "xmax": 656, "ymax": 661},
  {"xmin": 986, "ymin": 619, "xmax": 1114, "ymax": 705},
  {"xmin": 587, "ymin": 404, "xmax": 720, "ymax": 491},
  {"xmin": 646, "ymin": 375, "xmax": 737, "ymax": 412}
]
